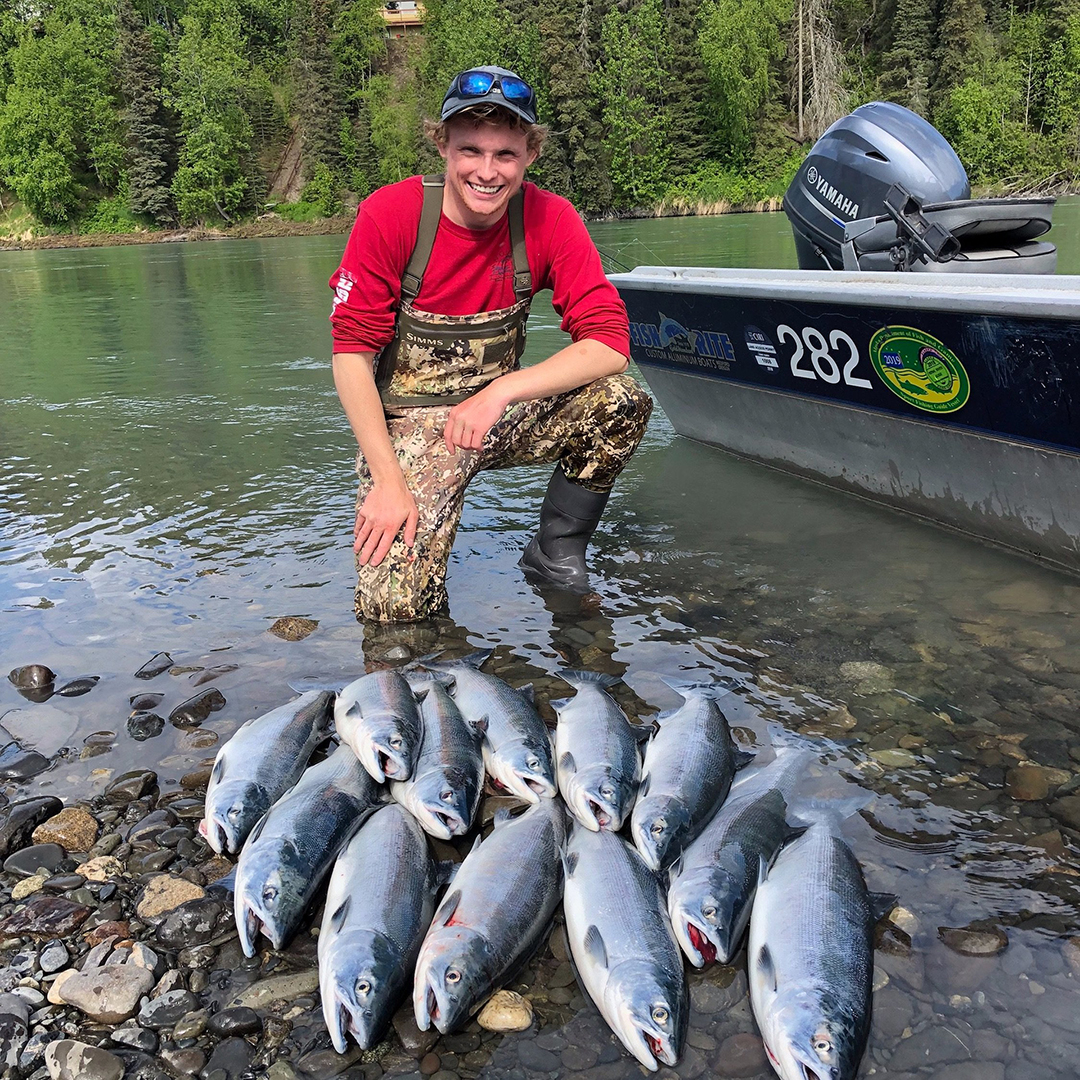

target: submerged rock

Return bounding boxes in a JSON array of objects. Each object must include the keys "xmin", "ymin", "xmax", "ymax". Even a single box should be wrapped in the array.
[
  {"xmin": 168, "ymin": 690, "xmax": 226, "ymax": 727},
  {"xmin": 267, "ymin": 617, "xmax": 318, "ymax": 641},
  {"xmin": 133, "ymin": 653, "xmax": 173, "ymax": 680}
]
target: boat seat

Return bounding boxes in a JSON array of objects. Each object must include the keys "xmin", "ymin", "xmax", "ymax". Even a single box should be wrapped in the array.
[{"xmin": 843, "ymin": 197, "xmax": 1057, "ymax": 274}]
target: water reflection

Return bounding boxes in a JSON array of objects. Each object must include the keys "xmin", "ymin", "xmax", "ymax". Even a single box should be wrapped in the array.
[{"xmin": 2, "ymin": 214, "xmax": 1080, "ymax": 1077}]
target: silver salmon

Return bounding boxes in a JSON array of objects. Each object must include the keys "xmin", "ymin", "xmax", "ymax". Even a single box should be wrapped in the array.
[
  {"xmin": 667, "ymin": 747, "xmax": 810, "ymax": 966},
  {"xmin": 748, "ymin": 812, "xmax": 895, "ymax": 1080},
  {"xmin": 391, "ymin": 674, "xmax": 485, "ymax": 840},
  {"xmin": 413, "ymin": 799, "xmax": 565, "ymax": 1034},
  {"xmin": 563, "ymin": 824, "xmax": 688, "ymax": 1071},
  {"xmin": 553, "ymin": 670, "xmax": 642, "ymax": 831},
  {"xmin": 334, "ymin": 670, "xmax": 423, "ymax": 783},
  {"xmin": 234, "ymin": 742, "xmax": 382, "ymax": 957},
  {"xmin": 422, "ymin": 650, "xmax": 555, "ymax": 803},
  {"xmin": 631, "ymin": 677, "xmax": 752, "ymax": 871},
  {"xmin": 200, "ymin": 690, "xmax": 333, "ymax": 855},
  {"xmin": 319, "ymin": 803, "xmax": 439, "ymax": 1051}
]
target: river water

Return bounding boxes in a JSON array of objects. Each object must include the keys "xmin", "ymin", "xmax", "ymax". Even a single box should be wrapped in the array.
[{"xmin": 2, "ymin": 199, "xmax": 1080, "ymax": 1079}]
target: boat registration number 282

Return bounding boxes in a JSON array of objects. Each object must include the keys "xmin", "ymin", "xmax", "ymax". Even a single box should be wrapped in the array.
[{"xmin": 775, "ymin": 324, "xmax": 874, "ymax": 389}]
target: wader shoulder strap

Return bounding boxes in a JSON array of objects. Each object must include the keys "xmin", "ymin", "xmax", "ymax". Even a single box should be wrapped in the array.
[
  {"xmin": 508, "ymin": 188, "xmax": 532, "ymax": 302},
  {"xmin": 400, "ymin": 175, "xmax": 445, "ymax": 302}
]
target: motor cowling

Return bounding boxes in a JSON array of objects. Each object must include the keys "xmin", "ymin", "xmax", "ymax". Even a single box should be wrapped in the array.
[{"xmin": 784, "ymin": 102, "xmax": 970, "ymax": 270}]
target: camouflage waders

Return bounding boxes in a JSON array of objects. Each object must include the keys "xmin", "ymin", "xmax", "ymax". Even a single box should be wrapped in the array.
[{"xmin": 354, "ymin": 177, "xmax": 652, "ymax": 623}]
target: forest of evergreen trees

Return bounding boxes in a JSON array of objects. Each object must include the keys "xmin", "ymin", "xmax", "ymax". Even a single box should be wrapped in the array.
[{"xmin": 0, "ymin": 0, "xmax": 1077, "ymax": 233}]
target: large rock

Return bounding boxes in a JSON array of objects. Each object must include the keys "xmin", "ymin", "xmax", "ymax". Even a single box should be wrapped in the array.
[
  {"xmin": 0, "ymin": 798, "xmax": 63, "ymax": 858},
  {"xmin": 56, "ymin": 957, "xmax": 155, "ymax": 1024},
  {"xmin": 136, "ymin": 874, "xmax": 205, "ymax": 920},
  {"xmin": 33, "ymin": 808, "xmax": 98, "ymax": 852},
  {"xmin": 44, "ymin": 1039, "xmax": 123, "ymax": 1080},
  {"xmin": 0, "ymin": 897, "xmax": 91, "ymax": 939}
]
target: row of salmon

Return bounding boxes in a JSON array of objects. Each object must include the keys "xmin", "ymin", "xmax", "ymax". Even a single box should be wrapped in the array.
[{"xmin": 196, "ymin": 654, "xmax": 892, "ymax": 1079}]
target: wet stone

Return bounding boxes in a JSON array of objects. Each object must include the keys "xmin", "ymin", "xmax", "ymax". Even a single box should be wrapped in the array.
[
  {"xmin": 38, "ymin": 939, "xmax": 68, "ymax": 974},
  {"xmin": 44, "ymin": 1039, "xmax": 123, "ymax": 1080},
  {"xmin": 517, "ymin": 1041, "xmax": 560, "ymax": 1073},
  {"xmin": 128, "ymin": 848, "xmax": 176, "ymax": 875},
  {"xmin": 129, "ymin": 809, "xmax": 177, "ymax": 844},
  {"xmin": 3, "ymin": 843, "xmax": 66, "ymax": 878},
  {"xmin": 126, "ymin": 713, "xmax": 164, "ymax": 741},
  {"xmin": 137, "ymin": 988, "xmax": 199, "ymax": 1028},
  {"xmin": 675, "ymin": 1046, "xmax": 707, "ymax": 1079},
  {"xmin": 44, "ymin": 873, "xmax": 85, "ymax": 891},
  {"xmin": 55, "ymin": 675, "xmax": 100, "ymax": 697},
  {"xmin": 169, "ymin": 689, "xmax": 227, "ymax": 728},
  {"xmin": 155, "ymin": 897, "xmax": 223, "ymax": 947},
  {"xmin": 109, "ymin": 1025, "xmax": 157, "ymax": 1052},
  {"xmin": 208, "ymin": 1006, "xmax": 261, "ymax": 1037},
  {"xmin": 298, "ymin": 1043, "xmax": 367, "ymax": 1076},
  {"xmin": 939, "ymin": 925, "xmax": 1009, "ymax": 957},
  {"xmin": 104, "ymin": 770, "xmax": 157, "ymax": 805},
  {"xmin": 202, "ymin": 1036, "xmax": 253, "ymax": 1079},
  {"xmin": 420, "ymin": 1053, "xmax": 441, "ymax": 1075},
  {"xmin": 159, "ymin": 1046, "xmax": 206, "ymax": 1075},
  {"xmin": 8, "ymin": 664, "xmax": 55, "ymax": 689},
  {"xmin": 171, "ymin": 1009, "xmax": 208, "ymax": 1040},
  {"xmin": 137, "ymin": 874, "xmax": 205, "ymax": 920},
  {"xmin": 888, "ymin": 1025, "xmax": 974, "ymax": 1071},
  {"xmin": 478, "ymin": 990, "xmax": 533, "ymax": 1032},
  {"xmin": 268, "ymin": 617, "xmax": 319, "ymax": 641},
  {"xmin": 0, "ymin": 797, "xmax": 63, "ymax": 858},
  {"xmin": 134, "ymin": 653, "xmax": 173, "ymax": 680},
  {"xmin": 547, "ymin": 986, "xmax": 572, "ymax": 1005},
  {"xmin": 561, "ymin": 1046, "xmax": 598, "ymax": 1070},
  {"xmin": 1006, "ymin": 766, "xmax": 1052, "ymax": 802},
  {"xmin": 0, "ymin": 896, "xmax": 91, "ymax": 938},
  {"xmin": 0, "ymin": 741, "xmax": 50, "ymax": 780},
  {"xmin": 936, "ymin": 1064, "xmax": 1005, "ymax": 1080}
]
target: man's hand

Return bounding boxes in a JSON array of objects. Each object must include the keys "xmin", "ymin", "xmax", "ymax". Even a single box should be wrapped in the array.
[
  {"xmin": 443, "ymin": 383, "xmax": 511, "ymax": 452},
  {"xmin": 354, "ymin": 479, "xmax": 419, "ymax": 566}
]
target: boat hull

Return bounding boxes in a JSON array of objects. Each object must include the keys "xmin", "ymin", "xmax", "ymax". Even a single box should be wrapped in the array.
[{"xmin": 611, "ymin": 268, "xmax": 1080, "ymax": 572}]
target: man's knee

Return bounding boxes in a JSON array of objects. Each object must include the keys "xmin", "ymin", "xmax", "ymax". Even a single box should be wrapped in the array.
[{"xmin": 354, "ymin": 547, "xmax": 448, "ymax": 623}]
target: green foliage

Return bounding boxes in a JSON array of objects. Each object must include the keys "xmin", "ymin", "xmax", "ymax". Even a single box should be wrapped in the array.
[
  {"xmin": 698, "ymin": 0, "xmax": 794, "ymax": 162},
  {"xmin": 0, "ymin": 1, "xmax": 123, "ymax": 223},
  {"xmin": 80, "ymin": 187, "xmax": 145, "ymax": 233},
  {"xmin": 167, "ymin": 0, "xmax": 254, "ymax": 223},
  {"xmin": 365, "ymin": 72, "xmax": 421, "ymax": 186},
  {"xmin": 595, "ymin": 0, "xmax": 671, "ymax": 207},
  {"xmin": 301, "ymin": 161, "xmax": 342, "ymax": 214},
  {"xmin": 661, "ymin": 146, "xmax": 804, "ymax": 207}
]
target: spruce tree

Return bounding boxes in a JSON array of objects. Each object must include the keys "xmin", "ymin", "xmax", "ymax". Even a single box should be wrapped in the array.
[
  {"xmin": 294, "ymin": 0, "xmax": 345, "ymax": 176},
  {"xmin": 118, "ymin": 0, "xmax": 177, "ymax": 224},
  {"xmin": 663, "ymin": 0, "xmax": 713, "ymax": 171},
  {"xmin": 930, "ymin": 0, "xmax": 988, "ymax": 105},
  {"xmin": 878, "ymin": 0, "xmax": 937, "ymax": 115}
]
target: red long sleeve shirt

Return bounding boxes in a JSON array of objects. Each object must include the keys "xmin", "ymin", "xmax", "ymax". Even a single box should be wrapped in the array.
[{"xmin": 329, "ymin": 176, "xmax": 630, "ymax": 359}]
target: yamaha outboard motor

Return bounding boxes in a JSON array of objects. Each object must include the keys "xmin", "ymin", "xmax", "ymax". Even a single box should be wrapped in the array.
[{"xmin": 785, "ymin": 101, "xmax": 1056, "ymax": 274}]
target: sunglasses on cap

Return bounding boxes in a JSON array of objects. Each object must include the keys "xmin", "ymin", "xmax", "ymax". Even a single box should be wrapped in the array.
[{"xmin": 442, "ymin": 68, "xmax": 538, "ymax": 124}]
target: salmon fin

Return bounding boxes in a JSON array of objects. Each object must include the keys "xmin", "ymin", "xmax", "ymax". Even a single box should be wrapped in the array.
[
  {"xmin": 550, "ymin": 696, "xmax": 573, "ymax": 713},
  {"xmin": 757, "ymin": 853, "xmax": 771, "ymax": 887},
  {"xmin": 782, "ymin": 823, "xmax": 810, "ymax": 845},
  {"xmin": 435, "ymin": 860, "xmax": 459, "ymax": 887},
  {"xmin": 459, "ymin": 649, "xmax": 493, "ymax": 669},
  {"xmin": 734, "ymin": 750, "xmax": 756, "ymax": 771},
  {"xmin": 412, "ymin": 687, "xmax": 430, "ymax": 704},
  {"xmin": 559, "ymin": 751, "xmax": 576, "ymax": 774},
  {"xmin": 562, "ymin": 848, "xmax": 579, "ymax": 879},
  {"xmin": 433, "ymin": 888, "xmax": 461, "ymax": 927},
  {"xmin": 211, "ymin": 756, "xmax": 225, "ymax": 782},
  {"xmin": 516, "ymin": 683, "xmax": 536, "ymax": 705},
  {"xmin": 287, "ymin": 677, "xmax": 347, "ymax": 693},
  {"xmin": 329, "ymin": 896, "xmax": 351, "ymax": 931},
  {"xmin": 657, "ymin": 674, "xmax": 738, "ymax": 700},
  {"xmin": 870, "ymin": 892, "xmax": 899, "ymax": 922},
  {"xmin": 796, "ymin": 793, "xmax": 874, "ymax": 830},
  {"xmin": 493, "ymin": 806, "xmax": 523, "ymax": 828},
  {"xmin": 638, "ymin": 772, "xmax": 651, "ymax": 799},
  {"xmin": 583, "ymin": 924, "xmax": 608, "ymax": 969},
  {"xmin": 472, "ymin": 715, "xmax": 489, "ymax": 737},
  {"xmin": 557, "ymin": 669, "xmax": 621, "ymax": 691},
  {"xmin": 630, "ymin": 721, "xmax": 654, "ymax": 744},
  {"xmin": 756, "ymin": 943, "xmax": 777, "ymax": 992}
]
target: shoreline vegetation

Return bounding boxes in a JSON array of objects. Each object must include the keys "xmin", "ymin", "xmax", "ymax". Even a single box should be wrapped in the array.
[
  {"xmin": 1, "ymin": 0, "xmax": 1077, "ymax": 250},
  {"xmin": 3, "ymin": 183, "xmax": 1077, "ymax": 253}
]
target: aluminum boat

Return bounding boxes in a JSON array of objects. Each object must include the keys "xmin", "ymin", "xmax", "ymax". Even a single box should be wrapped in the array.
[{"xmin": 610, "ymin": 103, "xmax": 1080, "ymax": 572}]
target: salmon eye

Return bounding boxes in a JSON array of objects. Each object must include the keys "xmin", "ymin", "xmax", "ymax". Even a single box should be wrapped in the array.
[
  {"xmin": 526, "ymin": 757, "xmax": 540, "ymax": 770},
  {"xmin": 702, "ymin": 905, "xmax": 717, "ymax": 921},
  {"xmin": 813, "ymin": 1037, "xmax": 832, "ymax": 1054},
  {"xmin": 227, "ymin": 806, "xmax": 242, "ymax": 821},
  {"xmin": 356, "ymin": 978, "xmax": 372, "ymax": 996},
  {"xmin": 650, "ymin": 820, "xmax": 665, "ymax": 836},
  {"xmin": 262, "ymin": 885, "xmax": 278, "ymax": 905},
  {"xmin": 651, "ymin": 1006, "xmax": 669, "ymax": 1024},
  {"xmin": 440, "ymin": 790, "xmax": 454, "ymax": 802},
  {"xmin": 446, "ymin": 969, "xmax": 462, "ymax": 984},
  {"xmin": 389, "ymin": 735, "xmax": 403, "ymax": 748},
  {"xmin": 600, "ymin": 783, "xmax": 616, "ymax": 799}
]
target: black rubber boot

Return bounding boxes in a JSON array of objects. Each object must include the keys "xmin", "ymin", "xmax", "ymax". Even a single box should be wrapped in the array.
[{"xmin": 519, "ymin": 468, "xmax": 610, "ymax": 591}]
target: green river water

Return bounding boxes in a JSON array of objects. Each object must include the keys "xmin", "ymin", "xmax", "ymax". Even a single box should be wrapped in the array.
[{"xmin": 2, "ymin": 198, "xmax": 1080, "ymax": 1079}]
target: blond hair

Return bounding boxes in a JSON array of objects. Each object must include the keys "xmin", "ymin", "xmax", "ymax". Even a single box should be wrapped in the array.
[{"xmin": 424, "ymin": 104, "xmax": 548, "ymax": 157}]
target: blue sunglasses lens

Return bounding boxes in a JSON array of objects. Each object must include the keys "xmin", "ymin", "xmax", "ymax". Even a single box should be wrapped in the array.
[
  {"xmin": 500, "ymin": 77, "xmax": 533, "ymax": 102},
  {"xmin": 458, "ymin": 71, "xmax": 496, "ymax": 96}
]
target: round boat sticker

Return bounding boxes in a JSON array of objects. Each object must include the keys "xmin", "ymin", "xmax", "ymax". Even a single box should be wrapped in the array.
[{"xmin": 868, "ymin": 326, "xmax": 970, "ymax": 413}]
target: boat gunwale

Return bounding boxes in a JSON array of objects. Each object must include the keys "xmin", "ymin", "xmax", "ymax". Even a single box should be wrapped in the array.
[{"xmin": 608, "ymin": 267, "xmax": 1080, "ymax": 320}]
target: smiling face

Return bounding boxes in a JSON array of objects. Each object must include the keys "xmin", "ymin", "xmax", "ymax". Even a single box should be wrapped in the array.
[{"xmin": 438, "ymin": 116, "xmax": 537, "ymax": 230}]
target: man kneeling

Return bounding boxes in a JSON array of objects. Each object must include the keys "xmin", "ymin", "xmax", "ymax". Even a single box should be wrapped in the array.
[{"xmin": 328, "ymin": 65, "xmax": 652, "ymax": 623}]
